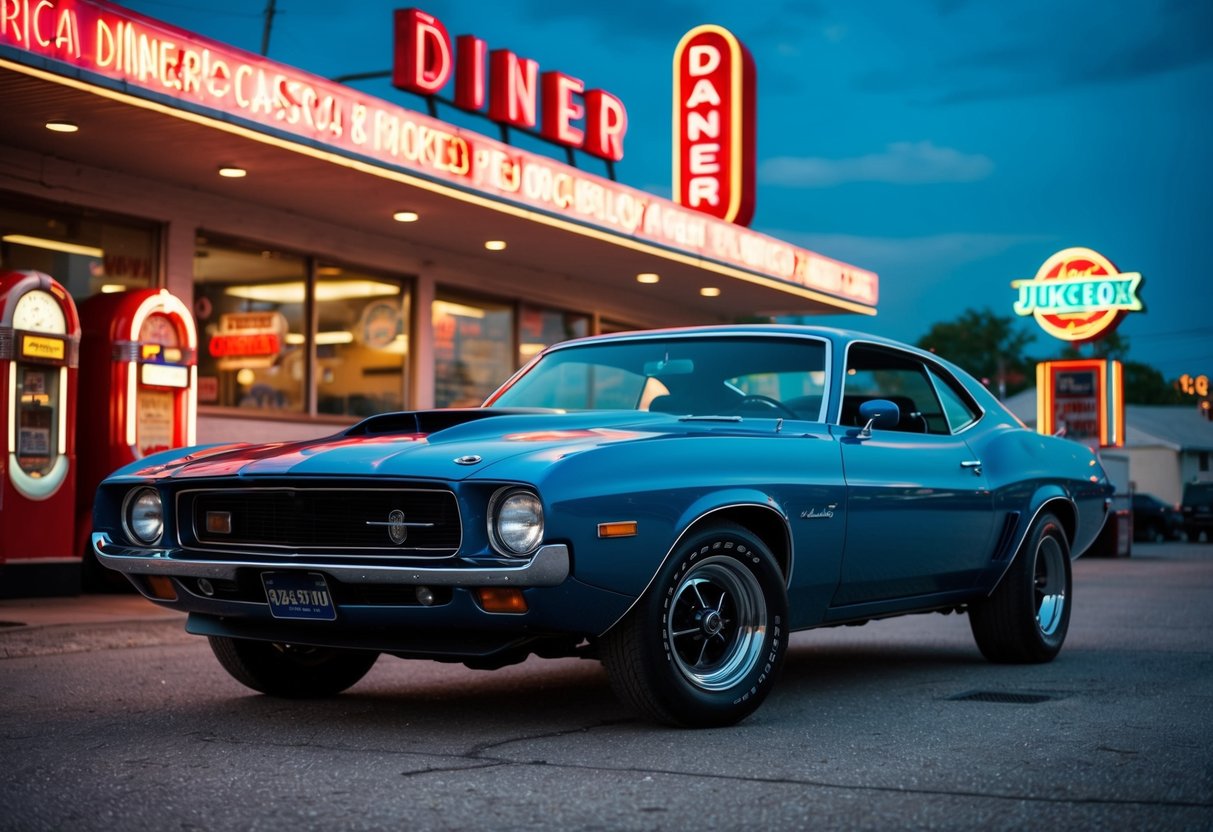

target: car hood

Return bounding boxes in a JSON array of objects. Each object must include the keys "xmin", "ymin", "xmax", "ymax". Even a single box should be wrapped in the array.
[{"xmin": 107, "ymin": 409, "xmax": 771, "ymax": 483}]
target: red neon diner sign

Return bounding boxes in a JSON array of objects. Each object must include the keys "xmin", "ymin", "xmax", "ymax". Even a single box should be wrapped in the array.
[
  {"xmin": 0, "ymin": 0, "xmax": 877, "ymax": 311},
  {"xmin": 673, "ymin": 25, "xmax": 756, "ymax": 226},
  {"xmin": 393, "ymin": 8, "xmax": 628, "ymax": 162}
]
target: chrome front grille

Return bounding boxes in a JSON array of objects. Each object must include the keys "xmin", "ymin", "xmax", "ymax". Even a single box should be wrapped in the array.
[{"xmin": 179, "ymin": 487, "xmax": 462, "ymax": 556}]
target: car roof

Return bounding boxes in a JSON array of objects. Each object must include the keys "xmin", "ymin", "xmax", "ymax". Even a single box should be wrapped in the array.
[{"xmin": 545, "ymin": 323, "xmax": 934, "ymax": 361}]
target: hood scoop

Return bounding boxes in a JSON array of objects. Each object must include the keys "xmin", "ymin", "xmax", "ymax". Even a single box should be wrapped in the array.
[{"xmin": 345, "ymin": 408, "xmax": 558, "ymax": 437}]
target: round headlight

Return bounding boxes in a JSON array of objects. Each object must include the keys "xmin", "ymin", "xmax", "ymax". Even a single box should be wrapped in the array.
[
  {"xmin": 124, "ymin": 487, "xmax": 164, "ymax": 545},
  {"xmin": 491, "ymin": 489, "xmax": 544, "ymax": 555}
]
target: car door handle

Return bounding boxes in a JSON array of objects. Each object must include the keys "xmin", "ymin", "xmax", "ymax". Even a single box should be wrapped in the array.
[{"xmin": 961, "ymin": 460, "xmax": 983, "ymax": 475}]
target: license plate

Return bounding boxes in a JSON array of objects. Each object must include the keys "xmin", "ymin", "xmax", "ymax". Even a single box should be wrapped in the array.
[{"xmin": 262, "ymin": 572, "xmax": 336, "ymax": 621}]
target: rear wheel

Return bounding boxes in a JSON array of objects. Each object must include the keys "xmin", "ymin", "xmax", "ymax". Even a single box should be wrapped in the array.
[
  {"xmin": 601, "ymin": 522, "xmax": 788, "ymax": 728},
  {"xmin": 208, "ymin": 636, "xmax": 379, "ymax": 697},
  {"xmin": 969, "ymin": 512, "xmax": 1071, "ymax": 663}
]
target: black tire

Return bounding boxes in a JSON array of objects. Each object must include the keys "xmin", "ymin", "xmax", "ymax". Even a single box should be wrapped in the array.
[
  {"xmin": 208, "ymin": 636, "xmax": 379, "ymax": 697},
  {"xmin": 969, "ymin": 512, "xmax": 1071, "ymax": 663},
  {"xmin": 601, "ymin": 522, "xmax": 788, "ymax": 728}
]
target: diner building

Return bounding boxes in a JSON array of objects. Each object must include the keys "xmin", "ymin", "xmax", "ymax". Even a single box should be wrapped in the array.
[{"xmin": 1, "ymin": 0, "xmax": 879, "ymax": 447}]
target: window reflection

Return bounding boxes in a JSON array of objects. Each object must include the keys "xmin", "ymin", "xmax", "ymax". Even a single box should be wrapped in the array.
[
  {"xmin": 433, "ymin": 294, "xmax": 514, "ymax": 408},
  {"xmin": 0, "ymin": 195, "xmax": 157, "ymax": 304},
  {"xmin": 519, "ymin": 306, "xmax": 589, "ymax": 364},
  {"xmin": 194, "ymin": 239, "xmax": 306, "ymax": 412},
  {"xmin": 316, "ymin": 266, "xmax": 409, "ymax": 417}
]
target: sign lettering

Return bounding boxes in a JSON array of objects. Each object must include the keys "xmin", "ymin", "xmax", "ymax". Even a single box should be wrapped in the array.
[
  {"xmin": 21, "ymin": 334, "xmax": 65, "ymax": 361},
  {"xmin": 392, "ymin": 7, "xmax": 627, "ymax": 161},
  {"xmin": 673, "ymin": 25, "xmax": 756, "ymax": 225},
  {"xmin": 1012, "ymin": 247, "xmax": 1143, "ymax": 342},
  {"xmin": 0, "ymin": 0, "xmax": 877, "ymax": 310}
]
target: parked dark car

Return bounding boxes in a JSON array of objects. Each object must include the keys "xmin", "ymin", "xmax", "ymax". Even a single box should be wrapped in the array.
[
  {"xmin": 1131, "ymin": 493, "xmax": 1183, "ymax": 542},
  {"xmin": 1181, "ymin": 482, "xmax": 1213, "ymax": 542},
  {"xmin": 93, "ymin": 325, "xmax": 1113, "ymax": 727}
]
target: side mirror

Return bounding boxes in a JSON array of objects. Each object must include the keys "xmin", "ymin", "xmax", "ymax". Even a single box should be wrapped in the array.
[{"xmin": 857, "ymin": 399, "xmax": 900, "ymax": 438}]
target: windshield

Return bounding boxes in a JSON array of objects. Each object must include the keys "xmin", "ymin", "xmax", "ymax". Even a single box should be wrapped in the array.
[{"xmin": 488, "ymin": 335, "xmax": 829, "ymax": 420}]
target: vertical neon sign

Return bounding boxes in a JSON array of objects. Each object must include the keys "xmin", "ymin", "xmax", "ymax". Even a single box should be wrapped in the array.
[{"xmin": 673, "ymin": 25, "xmax": 756, "ymax": 226}]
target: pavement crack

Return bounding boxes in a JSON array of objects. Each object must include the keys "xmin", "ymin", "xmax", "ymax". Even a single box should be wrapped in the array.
[
  {"xmin": 399, "ymin": 761, "xmax": 507, "ymax": 779},
  {"xmin": 465, "ymin": 717, "xmax": 635, "ymax": 759}
]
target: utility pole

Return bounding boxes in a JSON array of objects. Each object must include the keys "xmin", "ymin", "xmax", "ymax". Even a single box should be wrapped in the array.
[{"xmin": 260, "ymin": 0, "xmax": 277, "ymax": 56}]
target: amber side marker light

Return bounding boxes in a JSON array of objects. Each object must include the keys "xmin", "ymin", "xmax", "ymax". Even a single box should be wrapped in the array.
[
  {"xmin": 146, "ymin": 575, "xmax": 178, "ymax": 601},
  {"xmin": 598, "ymin": 521, "xmax": 638, "ymax": 539},
  {"xmin": 475, "ymin": 587, "xmax": 528, "ymax": 614}
]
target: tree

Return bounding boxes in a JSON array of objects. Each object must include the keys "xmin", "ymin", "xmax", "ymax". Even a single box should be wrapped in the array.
[
  {"xmin": 1058, "ymin": 332, "xmax": 1184, "ymax": 403},
  {"xmin": 1122, "ymin": 361, "xmax": 1186, "ymax": 404},
  {"xmin": 916, "ymin": 308, "xmax": 1035, "ymax": 398}
]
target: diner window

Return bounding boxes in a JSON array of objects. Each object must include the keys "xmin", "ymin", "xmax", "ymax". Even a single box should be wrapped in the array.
[
  {"xmin": 433, "ymin": 293, "xmax": 514, "ymax": 407},
  {"xmin": 519, "ymin": 306, "xmax": 590, "ymax": 364},
  {"xmin": 315, "ymin": 265, "xmax": 410, "ymax": 417},
  {"xmin": 194, "ymin": 238, "xmax": 307, "ymax": 412},
  {"xmin": 0, "ymin": 193, "xmax": 158, "ymax": 305},
  {"xmin": 193, "ymin": 236, "xmax": 413, "ymax": 416}
]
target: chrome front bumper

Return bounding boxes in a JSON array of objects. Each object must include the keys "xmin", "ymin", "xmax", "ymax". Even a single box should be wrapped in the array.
[{"xmin": 91, "ymin": 532, "xmax": 570, "ymax": 587}]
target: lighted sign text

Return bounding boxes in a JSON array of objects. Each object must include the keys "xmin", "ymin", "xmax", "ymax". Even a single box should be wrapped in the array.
[
  {"xmin": 1036, "ymin": 359, "xmax": 1124, "ymax": 448},
  {"xmin": 0, "ymin": 0, "xmax": 877, "ymax": 311},
  {"xmin": 140, "ymin": 363, "xmax": 189, "ymax": 388},
  {"xmin": 1012, "ymin": 248, "xmax": 1142, "ymax": 342},
  {"xmin": 20, "ymin": 334, "xmax": 65, "ymax": 361},
  {"xmin": 1177, "ymin": 374, "xmax": 1210, "ymax": 397},
  {"xmin": 673, "ymin": 25, "xmax": 755, "ymax": 226},
  {"xmin": 393, "ymin": 8, "xmax": 627, "ymax": 161},
  {"xmin": 207, "ymin": 311, "xmax": 287, "ymax": 368}
]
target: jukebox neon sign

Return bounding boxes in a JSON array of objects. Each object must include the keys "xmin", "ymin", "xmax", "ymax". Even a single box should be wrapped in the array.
[{"xmin": 1012, "ymin": 247, "xmax": 1143, "ymax": 342}]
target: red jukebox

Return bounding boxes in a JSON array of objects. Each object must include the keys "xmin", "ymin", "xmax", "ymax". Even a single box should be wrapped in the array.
[
  {"xmin": 76, "ymin": 289, "xmax": 197, "ymax": 581},
  {"xmin": 0, "ymin": 271, "xmax": 82, "ymax": 597}
]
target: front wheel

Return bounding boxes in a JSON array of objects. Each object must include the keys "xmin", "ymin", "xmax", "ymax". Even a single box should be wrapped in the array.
[
  {"xmin": 601, "ymin": 522, "xmax": 788, "ymax": 728},
  {"xmin": 969, "ymin": 512, "xmax": 1071, "ymax": 663},
  {"xmin": 209, "ymin": 636, "xmax": 379, "ymax": 697}
]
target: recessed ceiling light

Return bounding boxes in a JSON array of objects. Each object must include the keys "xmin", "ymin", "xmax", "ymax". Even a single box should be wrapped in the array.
[
  {"xmin": 44, "ymin": 120, "xmax": 78, "ymax": 133},
  {"xmin": 484, "ymin": 240, "xmax": 507, "ymax": 251},
  {"xmin": 700, "ymin": 287, "xmax": 721, "ymax": 297},
  {"xmin": 393, "ymin": 211, "xmax": 419, "ymax": 223},
  {"xmin": 636, "ymin": 273, "xmax": 660, "ymax": 284},
  {"xmin": 218, "ymin": 166, "xmax": 247, "ymax": 178}
]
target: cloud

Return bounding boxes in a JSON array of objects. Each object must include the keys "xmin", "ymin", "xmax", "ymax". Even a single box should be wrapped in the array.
[{"xmin": 757, "ymin": 141, "xmax": 994, "ymax": 187}]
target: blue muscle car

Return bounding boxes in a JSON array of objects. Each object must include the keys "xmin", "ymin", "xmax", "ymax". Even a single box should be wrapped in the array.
[{"xmin": 93, "ymin": 326, "xmax": 1112, "ymax": 727}]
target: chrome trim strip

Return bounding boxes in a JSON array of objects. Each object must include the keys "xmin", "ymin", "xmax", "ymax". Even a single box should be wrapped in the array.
[{"xmin": 93, "ymin": 533, "xmax": 569, "ymax": 587}]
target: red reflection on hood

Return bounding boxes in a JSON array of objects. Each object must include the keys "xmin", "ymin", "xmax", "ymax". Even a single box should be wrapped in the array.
[{"xmin": 502, "ymin": 428, "xmax": 644, "ymax": 442}]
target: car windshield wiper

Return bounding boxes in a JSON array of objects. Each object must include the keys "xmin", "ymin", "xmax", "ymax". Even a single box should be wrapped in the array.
[{"xmin": 677, "ymin": 415, "xmax": 744, "ymax": 422}]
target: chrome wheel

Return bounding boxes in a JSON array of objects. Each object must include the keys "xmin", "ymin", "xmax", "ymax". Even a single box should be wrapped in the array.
[
  {"xmin": 601, "ymin": 522, "xmax": 788, "ymax": 727},
  {"xmin": 667, "ymin": 555, "xmax": 767, "ymax": 691},
  {"xmin": 1034, "ymin": 535, "xmax": 1067, "ymax": 637}
]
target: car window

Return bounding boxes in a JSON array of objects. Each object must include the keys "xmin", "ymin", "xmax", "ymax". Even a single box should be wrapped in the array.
[
  {"xmin": 489, "ymin": 335, "xmax": 828, "ymax": 418},
  {"xmin": 928, "ymin": 366, "xmax": 981, "ymax": 433},
  {"xmin": 841, "ymin": 344, "xmax": 949, "ymax": 434}
]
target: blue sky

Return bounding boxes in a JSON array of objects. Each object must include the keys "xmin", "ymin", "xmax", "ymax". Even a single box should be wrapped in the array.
[{"xmin": 118, "ymin": 0, "xmax": 1213, "ymax": 383}]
